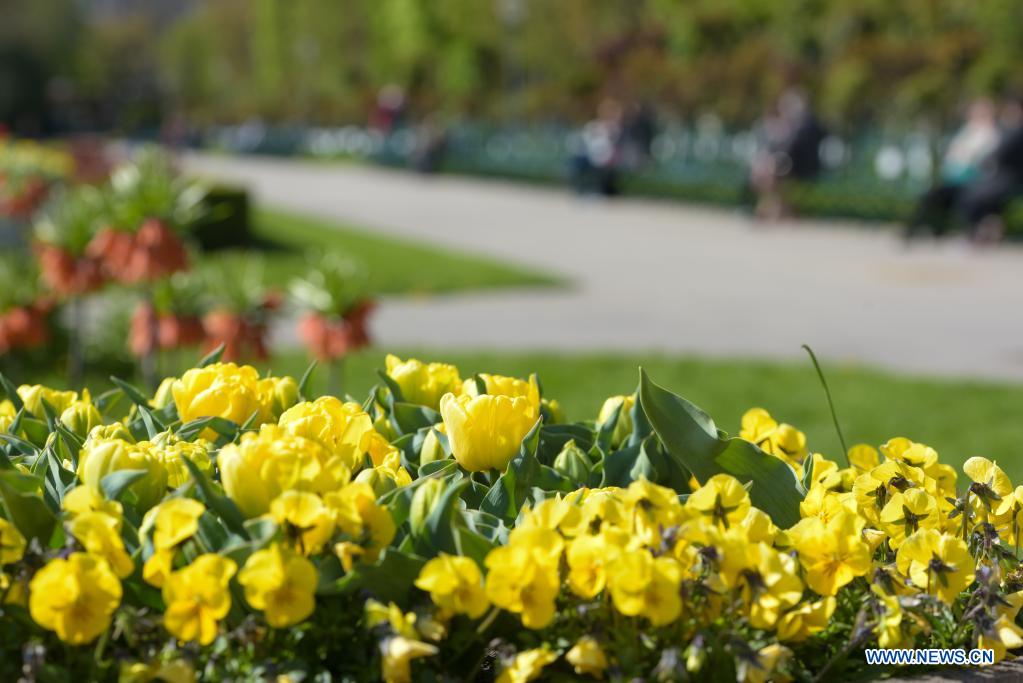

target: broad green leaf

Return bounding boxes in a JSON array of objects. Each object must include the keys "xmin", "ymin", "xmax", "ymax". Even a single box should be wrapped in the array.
[
  {"xmin": 181, "ymin": 456, "xmax": 249, "ymax": 539},
  {"xmin": 0, "ymin": 372, "xmax": 23, "ymax": 412},
  {"xmin": 110, "ymin": 376, "xmax": 154, "ymax": 410},
  {"xmin": 100, "ymin": 469, "xmax": 149, "ymax": 502},
  {"xmin": 328, "ymin": 549, "xmax": 425, "ymax": 602},
  {"xmin": 0, "ymin": 470, "xmax": 57, "ymax": 543},
  {"xmin": 391, "ymin": 403, "xmax": 441, "ymax": 435},
  {"xmin": 638, "ymin": 368, "xmax": 804, "ymax": 527}
]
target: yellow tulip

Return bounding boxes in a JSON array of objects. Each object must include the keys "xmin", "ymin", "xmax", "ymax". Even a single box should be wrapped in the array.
[
  {"xmin": 596, "ymin": 394, "xmax": 635, "ymax": 447},
  {"xmin": 29, "ymin": 552, "xmax": 122, "ymax": 645},
  {"xmin": 238, "ymin": 542, "xmax": 318, "ymax": 628},
  {"xmin": 278, "ymin": 397, "xmax": 375, "ymax": 472},
  {"xmin": 171, "ymin": 363, "xmax": 265, "ymax": 435},
  {"xmin": 461, "ymin": 373, "xmax": 540, "ymax": 416},
  {"xmin": 219, "ymin": 424, "xmax": 346, "ymax": 519},
  {"xmin": 17, "ymin": 384, "xmax": 78, "ymax": 418},
  {"xmin": 77, "ymin": 438, "xmax": 168, "ymax": 511},
  {"xmin": 439, "ymin": 392, "xmax": 536, "ymax": 472},
  {"xmin": 384, "ymin": 354, "xmax": 462, "ymax": 409},
  {"xmin": 59, "ymin": 400, "xmax": 102, "ymax": 438}
]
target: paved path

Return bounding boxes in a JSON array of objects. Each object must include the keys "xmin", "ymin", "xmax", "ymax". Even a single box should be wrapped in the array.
[{"xmin": 185, "ymin": 154, "xmax": 1023, "ymax": 381}]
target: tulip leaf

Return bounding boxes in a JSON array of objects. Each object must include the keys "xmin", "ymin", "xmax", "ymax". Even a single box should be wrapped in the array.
[
  {"xmin": 391, "ymin": 403, "xmax": 441, "ymax": 436},
  {"xmin": 0, "ymin": 372, "xmax": 23, "ymax": 412},
  {"xmin": 297, "ymin": 361, "xmax": 317, "ymax": 401},
  {"xmin": 110, "ymin": 376, "xmax": 155, "ymax": 410},
  {"xmin": 198, "ymin": 343, "xmax": 226, "ymax": 368},
  {"xmin": 420, "ymin": 479, "xmax": 468, "ymax": 557},
  {"xmin": 44, "ymin": 446, "xmax": 75, "ymax": 503},
  {"xmin": 595, "ymin": 401, "xmax": 624, "ymax": 452},
  {"xmin": 181, "ymin": 456, "xmax": 250, "ymax": 539},
  {"xmin": 375, "ymin": 370, "xmax": 405, "ymax": 405},
  {"xmin": 638, "ymin": 368, "xmax": 805, "ymax": 528},
  {"xmin": 537, "ymin": 424, "xmax": 593, "ymax": 465},
  {"xmin": 0, "ymin": 431, "xmax": 39, "ymax": 457},
  {"xmin": 93, "ymin": 388, "xmax": 123, "ymax": 415},
  {"xmin": 330, "ymin": 549, "xmax": 425, "ymax": 603},
  {"xmin": 19, "ymin": 417, "xmax": 51, "ymax": 448},
  {"xmin": 455, "ymin": 526, "xmax": 496, "ymax": 567},
  {"xmin": 100, "ymin": 469, "xmax": 149, "ymax": 502},
  {"xmin": 0, "ymin": 470, "xmax": 57, "ymax": 543}
]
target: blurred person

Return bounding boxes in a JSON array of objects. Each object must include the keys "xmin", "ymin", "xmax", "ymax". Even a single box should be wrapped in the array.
[
  {"xmin": 904, "ymin": 98, "xmax": 1000, "ymax": 240},
  {"xmin": 959, "ymin": 96, "xmax": 1023, "ymax": 243},
  {"xmin": 747, "ymin": 89, "xmax": 827, "ymax": 220},
  {"xmin": 369, "ymin": 84, "xmax": 407, "ymax": 134},
  {"xmin": 619, "ymin": 102, "xmax": 657, "ymax": 170},
  {"xmin": 569, "ymin": 98, "xmax": 625, "ymax": 196},
  {"xmin": 410, "ymin": 114, "xmax": 448, "ymax": 174}
]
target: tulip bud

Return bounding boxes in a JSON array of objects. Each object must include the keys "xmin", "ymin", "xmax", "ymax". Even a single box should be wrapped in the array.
[
  {"xmin": 60, "ymin": 401, "xmax": 102, "ymax": 438},
  {"xmin": 409, "ymin": 478, "xmax": 446, "ymax": 538},
  {"xmin": 553, "ymin": 440, "xmax": 591, "ymax": 483},
  {"xmin": 419, "ymin": 427, "xmax": 448, "ymax": 466},
  {"xmin": 373, "ymin": 413, "xmax": 398, "ymax": 442},
  {"xmin": 77, "ymin": 439, "xmax": 168, "ymax": 511},
  {"xmin": 355, "ymin": 467, "xmax": 397, "ymax": 498},
  {"xmin": 152, "ymin": 377, "xmax": 176, "ymax": 410},
  {"xmin": 259, "ymin": 376, "xmax": 299, "ymax": 421},
  {"xmin": 541, "ymin": 398, "xmax": 565, "ymax": 425},
  {"xmin": 86, "ymin": 422, "xmax": 136, "ymax": 445},
  {"xmin": 597, "ymin": 394, "xmax": 636, "ymax": 448}
]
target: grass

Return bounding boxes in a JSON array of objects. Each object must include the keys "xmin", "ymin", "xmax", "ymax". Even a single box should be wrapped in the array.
[
  {"xmin": 206, "ymin": 207, "xmax": 558, "ymax": 294},
  {"xmin": 57, "ymin": 347, "xmax": 1021, "ymax": 484}
]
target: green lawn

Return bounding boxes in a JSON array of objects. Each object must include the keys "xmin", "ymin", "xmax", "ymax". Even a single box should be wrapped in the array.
[
  {"xmin": 175, "ymin": 348, "xmax": 1022, "ymax": 483},
  {"xmin": 207, "ymin": 207, "xmax": 558, "ymax": 294}
]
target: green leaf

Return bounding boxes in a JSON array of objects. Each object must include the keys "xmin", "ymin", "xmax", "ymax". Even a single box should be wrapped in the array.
[
  {"xmin": 298, "ymin": 361, "xmax": 318, "ymax": 401},
  {"xmin": 0, "ymin": 470, "xmax": 57, "ymax": 543},
  {"xmin": 181, "ymin": 456, "xmax": 249, "ymax": 539},
  {"xmin": 376, "ymin": 370, "xmax": 405, "ymax": 405},
  {"xmin": 638, "ymin": 368, "xmax": 804, "ymax": 528},
  {"xmin": 0, "ymin": 372, "xmax": 23, "ymax": 412},
  {"xmin": 100, "ymin": 469, "xmax": 149, "ymax": 502},
  {"xmin": 328, "ymin": 549, "xmax": 425, "ymax": 602},
  {"xmin": 198, "ymin": 343, "xmax": 226, "ymax": 368},
  {"xmin": 109, "ymin": 376, "xmax": 154, "ymax": 410},
  {"xmin": 419, "ymin": 479, "xmax": 468, "ymax": 557},
  {"xmin": 391, "ymin": 403, "xmax": 441, "ymax": 435}
]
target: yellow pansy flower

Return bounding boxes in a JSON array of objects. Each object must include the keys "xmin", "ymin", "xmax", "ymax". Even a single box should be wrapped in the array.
[
  {"xmin": 0, "ymin": 517, "xmax": 27, "ymax": 564},
  {"xmin": 29, "ymin": 552, "xmax": 122, "ymax": 644},
  {"xmin": 326, "ymin": 482, "xmax": 396, "ymax": 568},
  {"xmin": 776, "ymin": 597, "xmax": 836, "ymax": 642},
  {"xmin": 790, "ymin": 512, "xmax": 871, "ymax": 596},
  {"xmin": 144, "ymin": 498, "xmax": 206, "ymax": 551},
  {"xmin": 380, "ymin": 636, "xmax": 438, "ymax": 683},
  {"xmin": 414, "ymin": 553, "xmax": 489, "ymax": 618},
  {"xmin": 879, "ymin": 488, "xmax": 939, "ymax": 548},
  {"xmin": 68, "ymin": 511, "xmax": 134, "ymax": 578},
  {"xmin": 686, "ymin": 474, "xmax": 751, "ymax": 530},
  {"xmin": 485, "ymin": 543, "xmax": 560, "ymax": 629},
  {"xmin": 607, "ymin": 550, "xmax": 683, "ymax": 626},
  {"xmin": 496, "ymin": 647, "xmax": 557, "ymax": 683},
  {"xmin": 238, "ymin": 542, "xmax": 318, "ymax": 628},
  {"xmin": 270, "ymin": 491, "xmax": 335, "ymax": 556},
  {"xmin": 566, "ymin": 636, "xmax": 608, "ymax": 677},
  {"xmin": 162, "ymin": 553, "xmax": 237, "ymax": 645},
  {"xmin": 895, "ymin": 529, "xmax": 974, "ymax": 604}
]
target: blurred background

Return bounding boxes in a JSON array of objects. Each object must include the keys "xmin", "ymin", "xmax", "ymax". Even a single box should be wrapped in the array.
[{"xmin": 3, "ymin": 0, "xmax": 1023, "ymax": 475}]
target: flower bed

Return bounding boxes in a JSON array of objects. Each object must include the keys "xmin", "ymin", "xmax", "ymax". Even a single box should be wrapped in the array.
[{"xmin": 0, "ymin": 353, "xmax": 1021, "ymax": 682}]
